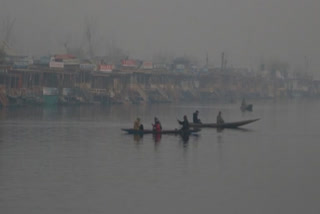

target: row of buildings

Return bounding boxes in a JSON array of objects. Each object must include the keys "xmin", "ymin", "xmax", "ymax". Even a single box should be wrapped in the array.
[
  {"xmin": 0, "ymin": 42, "xmax": 319, "ymax": 107},
  {"xmin": 4, "ymin": 53, "xmax": 206, "ymax": 74}
]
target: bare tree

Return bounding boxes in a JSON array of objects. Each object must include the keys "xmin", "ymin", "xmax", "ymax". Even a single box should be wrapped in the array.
[
  {"xmin": 266, "ymin": 59, "xmax": 289, "ymax": 79},
  {"xmin": 57, "ymin": 32, "xmax": 87, "ymax": 59},
  {"xmin": 0, "ymin": 48, "xmax": 5, "ymax": 64},
  {"xmin": 0, "ymin": 16, "xmax": 16, "ymax": 45},
  {"xmin": 105, "ymin": 39, "xmax": 128, "ymax": 64},
  {"xmin": 152, "ymin": 51, "xmax": 175, "ymax": 64},
  {"xmin": 84, "ymin": 17, "xmax": 99, "ymax": 58}
]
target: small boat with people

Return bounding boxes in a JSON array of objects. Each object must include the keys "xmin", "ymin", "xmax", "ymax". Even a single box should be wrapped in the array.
[
  {"xmin": 121, "ymin": 128, "xmax": 200, "ymax": 135},
  {"xmin": 189, "ymin": 118, "xmax": 260, "ymax": 129},
  {"xmin": 122, "ymin": 115, "xmax": 200, "ymax": 135},
  {"xmin": 240, "ymin": 98, "xmax": 253, "ymax": 112}
]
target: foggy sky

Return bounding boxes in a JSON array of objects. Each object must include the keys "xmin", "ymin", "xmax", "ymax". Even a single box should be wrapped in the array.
[{"xmin": 1, "ymin": 0, "xmax": 320, "ymax": 71}]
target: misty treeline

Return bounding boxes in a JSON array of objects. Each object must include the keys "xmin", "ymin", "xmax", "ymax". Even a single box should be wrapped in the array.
[
  {"xmin": 0, "ymin": 15, "xmax": 308, "ymax": 76},
  {"xmin": 0, "ymin": 15, "xmax": 199, "ymax": 67}
]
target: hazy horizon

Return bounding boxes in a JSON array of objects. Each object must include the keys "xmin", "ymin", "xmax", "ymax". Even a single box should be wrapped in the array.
[{"xmin": 1, "ymin": 0, "xmax": 319, "ymax": 71}]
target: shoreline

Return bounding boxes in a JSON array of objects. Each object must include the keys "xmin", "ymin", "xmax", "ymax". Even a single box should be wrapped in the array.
[{"xmin": 0, "ymin": 66, "xmax": 319, "ymax": 107}]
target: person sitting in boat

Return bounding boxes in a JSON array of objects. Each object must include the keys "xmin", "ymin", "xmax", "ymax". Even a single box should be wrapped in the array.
[
  {"xmin": 178, "ymin": 115, "xmax": 190, "ymax": 131},
  {"xmin": 241, "ymin": 98, "xmax": 247, "ymax": 111},
  {"xmin": 134, "ymin": 118, "xmax": 144, "ymax": 130},
  {"xmin": 216, "ymin": 111, "xmax": 224, "ymax": 125},
  {"xmin": 193, "ymin": 110, "xmax": 202, "ymax": 124},
  {"xmin": 152, "ymin": 117, "xmax": 162, "ymax": 132}
]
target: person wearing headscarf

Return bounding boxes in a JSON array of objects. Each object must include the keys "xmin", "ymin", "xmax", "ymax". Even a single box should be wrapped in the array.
[
  {"xmin": 152, "ymin": 117, "xmax": 162, "ymax": 132},
  {"xmin": 134, "ymin": 118, "xmax": 141, "ymax": 130}
]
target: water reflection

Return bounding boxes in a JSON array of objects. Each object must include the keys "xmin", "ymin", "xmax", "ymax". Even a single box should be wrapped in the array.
[
  {"xmin": 130, "ymin": 132, "xmax": 200, "ymax": 147},
  {"xmin": 216, "ymin": 133, "xmax": 225, "ymax": 173},
  {"xmin": 216, "ymin": 127, "xmax": 251, "ymax": 133},
  {"xmin": 180, "ymin": 133, "xmax": 190, "ymax": 144},
  {"xmin": 133, "ymin": 134, "xmax": 143, "ymax": 143},
  {"xmin": 217, "ymin": 134, "xmax": 224, "ymax": 144},
  {"xmin": 216, "ymin": 127, "xmax": 224, "ymax": 133},
  {"xmin": 152, "ymin": 133, "xmax": 162, "ymax": 143},
  {"xmin": 179, "ymin": 132, "xmax": 201, "ymax": 147}
]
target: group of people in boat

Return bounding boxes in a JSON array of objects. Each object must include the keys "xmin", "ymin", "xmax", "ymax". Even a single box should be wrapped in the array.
[
  {"xmin": 133, "ymin": 117, "xmax": 162, "ymax": 132},
  {"xmin": 133, "ymin": 110, "xmax": 225, "ymax": 132},
  {"xmin": 133, "ymin": 98, "xmax": 253, "ymax": 132},
  {"xmin": 192, "ymin": 110, "xmax": 224, "ymax": 125}
]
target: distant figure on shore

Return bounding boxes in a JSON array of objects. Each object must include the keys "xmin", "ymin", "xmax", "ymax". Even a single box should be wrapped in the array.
[
  {"xmin": 193, "ymin": 110, "xmax": 202, "ymax": 124},
  {"xmin": 178, "ymin": 115, "xmax": 190, "ymax": 131},
  {"xmin": 152, "ymin": 117, "xmax": 162, "ymax": 132},
  {"xmin": 134, "ymin": 118, "xmax": 144, "ymax": 130},
  {"xmin": 216, "ymin": 111, "xmax": 224, "ymax": 125}
]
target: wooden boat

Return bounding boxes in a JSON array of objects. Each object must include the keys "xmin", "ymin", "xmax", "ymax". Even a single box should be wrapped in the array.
[
  {"xmin": 189, "ymin": 118, "xmax": 260, "ymax": 128},
  {"xmin": 122, "ymin": 128, "xmax": 200, "ymax": 135}
]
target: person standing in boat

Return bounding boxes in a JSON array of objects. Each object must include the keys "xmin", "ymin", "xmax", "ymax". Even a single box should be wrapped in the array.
[
  {"xmin": 193, "ymin": 110, "xmax": 202, "ymax": 124},
  {"xmin": 241, "ymin": 98, "xmax": 247, "ymax": 107},
  {"xmin": 178, "ymin": 115, "xmax": 190, "ymax": 131},
  {"xmin": 134, "ymin": 118, "xmax": 144, "ymax": 130},
  {"xmin": 152, "ymin": 117, "xmax": 162, "ymax": 132},
  {"xmin": 216, "ymin": 111, "xmax": 224, "ymax": 125}
]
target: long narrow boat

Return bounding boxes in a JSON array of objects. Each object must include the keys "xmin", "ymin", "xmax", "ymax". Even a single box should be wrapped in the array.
[
  {"xmin": 189, "ymin": 118, "xmax": 260, "ymax": 128},
  {"xmin": 122, "ymin": 128, "xmax": 200, "ymax": 135}
]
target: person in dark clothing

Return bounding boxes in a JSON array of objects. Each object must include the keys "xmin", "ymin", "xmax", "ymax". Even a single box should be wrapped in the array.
[
  {"xmin": 216, "ymin": 111, "xmax": 224, "ymax": 125},
  {"xmin": 193, "ymin": 110, "xmax": 202, "ymax": 124},
  {"xmin": 178, "ymin": 115, "xmax": 190, "ymax": 131}
]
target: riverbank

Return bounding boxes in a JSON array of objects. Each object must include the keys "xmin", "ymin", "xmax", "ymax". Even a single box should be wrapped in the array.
[{"xmin": 0, "ymin": 65, "xmax": 319, "ymax": 107}]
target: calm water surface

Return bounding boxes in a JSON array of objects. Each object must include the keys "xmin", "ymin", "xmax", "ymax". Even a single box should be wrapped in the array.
[{"xmin": 1, "ymin": 100, "xmax": 320, "ymax": 214}]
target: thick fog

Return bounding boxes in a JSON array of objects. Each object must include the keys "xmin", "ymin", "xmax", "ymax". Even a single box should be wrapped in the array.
[{"xmin": 1, "ymin": 0, "xmax": 319, "ymax": 71}]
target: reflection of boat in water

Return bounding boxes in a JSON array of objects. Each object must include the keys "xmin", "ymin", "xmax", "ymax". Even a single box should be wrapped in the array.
[
  {"xmin": 121, "ymin": 128, "xmax": 200, "ymax": 135},
  {"xmin": 190, "ymin": 118, "xmax": 260, "ymax": 129}
]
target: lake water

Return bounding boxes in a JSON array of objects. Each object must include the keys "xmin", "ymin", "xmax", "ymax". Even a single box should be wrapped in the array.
[{"xmin": 1, "ymin": 99, "xmax": 320, "ymax": 214}]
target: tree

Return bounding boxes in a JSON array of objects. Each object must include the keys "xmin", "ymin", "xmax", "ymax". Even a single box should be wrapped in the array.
[
  {"xmin": 1, "ymin": 16, "xmax": 16, "ymax": 45},
  {"xmin": 152, "ymin": 51, "xmax": 175, "ymax": 64},
  {"xmin": 266, "ymin": 59, "xmax": 289, "ymax": 79},
  {"xmin": 58, "ymin": 33, "xmax": 85, "ymax": 58},
  {"xmin": 105, "ymin": 40, "xmax": 128, "ymax": 64},
  {"xmin": 0, "ymin": 48, "xmax": 5, "ymax": 64},
  {"xmin": 84, "ymin": 17, "xmax": 99, "ymax": 58}
]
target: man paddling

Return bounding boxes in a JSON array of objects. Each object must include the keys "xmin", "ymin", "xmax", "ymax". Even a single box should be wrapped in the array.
[
  {"xmin": 178, "ymin": 115, "xmax": 190, "ymax": 131},
  {"xmin": 216, "ymin": 111, "xmax": 224, "ymax": 125}
]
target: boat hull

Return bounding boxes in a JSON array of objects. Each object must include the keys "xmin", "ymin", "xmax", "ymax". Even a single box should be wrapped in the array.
[
  {"xmin": 122, "ymin": 128, "xmax": 200, "ymax": 135},
  {"xmin": 190, "ymin": 118, "xmax": 260, "ymax": 128}
]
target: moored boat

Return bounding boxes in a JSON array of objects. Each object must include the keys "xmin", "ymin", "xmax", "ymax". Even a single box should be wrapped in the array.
[
  {"xmin": 189, "ymin": 118, "xmax": 260, "ymax": 128},
  {"xmin": 42, "ymin": 87, "xmax": 59, "ymax": 105},
  {"xmin": 241, "ymin": 104, "xmax": 253, "ymax": 112}
]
